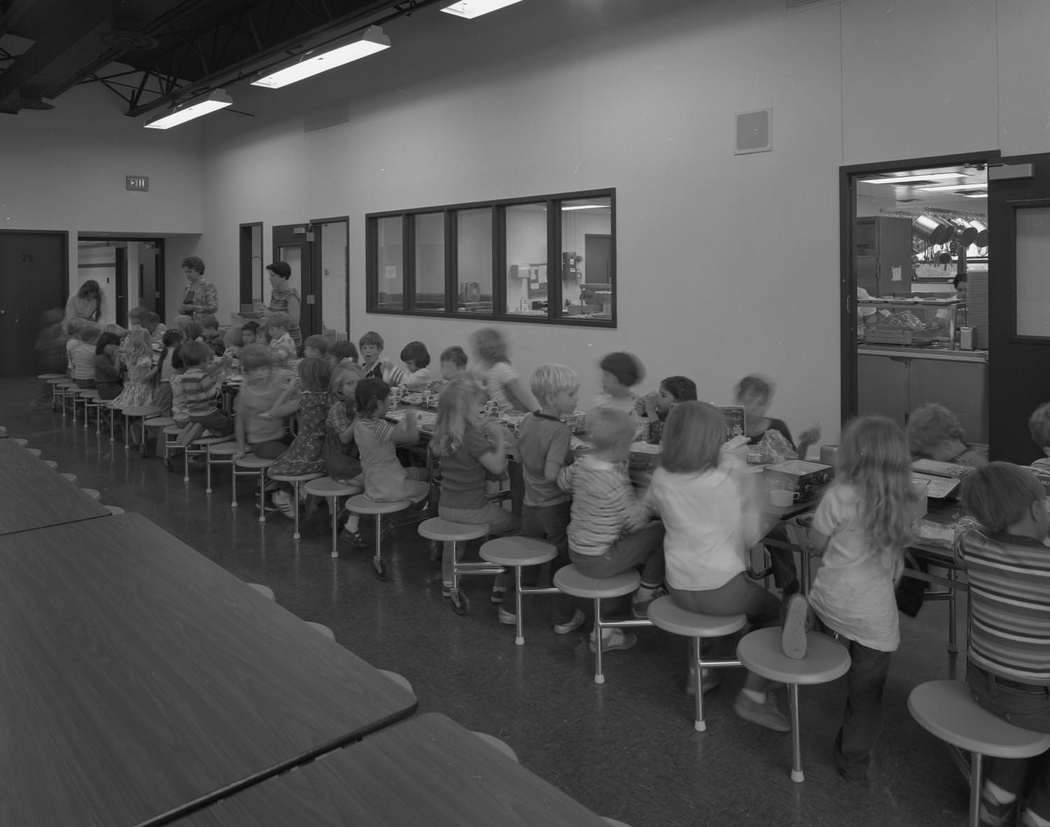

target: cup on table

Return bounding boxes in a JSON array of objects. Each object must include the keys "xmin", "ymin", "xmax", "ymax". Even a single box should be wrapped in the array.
[{"xmin": 769, "ymin": 488, "xmax": 795, "ymax": 508}]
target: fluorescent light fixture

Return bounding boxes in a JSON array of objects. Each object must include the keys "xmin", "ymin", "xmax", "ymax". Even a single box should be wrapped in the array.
[
  {"xmin": 918, "ymin": 183, "xmax": 987, "ymax": 192},
  {"xmin": 963, "ymin": 192, "xmax": 989, "ymax": 198},
  {"xmin": 441, "ymin": 0, "xmax": 524, "ymax": 19},
  {"xmin": 144, "ymin": 89, "xmax": 232, "ymax": 129},
  {"xmin": 861, "ymin": 173, "xmax": 964, "ymax": 185},
  {"xmin": 252, "ymin": 26, "xmax": 390, "ymax": 89},
  {"xmin": 562, "ymin": 204, "xmax": 607, "ymax": 211}
]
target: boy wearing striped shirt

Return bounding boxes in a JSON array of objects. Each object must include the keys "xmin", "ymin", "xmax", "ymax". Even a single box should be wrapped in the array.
[
  {"xmin": 179, "ymin": 341, "xmax": 233, "ymax": 438},
  {"xmin": 959, "ymin": 462, "xmax": 1050, "ymax": 827},
  {"xmin": 558, "ymin": 406, "xmax": 664, "ymax": 653}
]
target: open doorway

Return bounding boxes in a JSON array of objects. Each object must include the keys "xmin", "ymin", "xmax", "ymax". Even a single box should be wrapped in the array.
[
  {"xmin": 77, "ymin": 236, "xmax": 166, "ymax": 328},
  {"xmin": 841, "ymin": 154, "xmax": 994, "ymax": 453}
]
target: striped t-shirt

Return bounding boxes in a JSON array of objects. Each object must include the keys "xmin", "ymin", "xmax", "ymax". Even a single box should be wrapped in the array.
[
  {"xmin": 557, "ymin": 455, "xmax": 652, "ymax": 556},
  {"xmin": 957, "ymin": 528, "xmax": 1050, "ymax": 685}
]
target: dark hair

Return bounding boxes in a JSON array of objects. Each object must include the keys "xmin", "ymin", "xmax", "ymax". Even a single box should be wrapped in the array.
[
  {"xmin": 145, "ymin": 311, "xmax": 161, "ymax": 327},
  {"xmin": 599, "ymin": 352, "xmax": 644, "ymax": 388},
  {"xmin": 181, "ymin": 256, "xmax": 205, "ymax": 275},
  {"xmin": 330, "ymin": 341, "xmax": 358, "ymax": 362},
  {"xmin": 183, "ymin": 322, "xmax": 203, "ymax": 342},
  {"xmin": 298, "ymin": 356, "xmax": 332, "ymax": 393},
  {"xmin": 95, "ymin": 331, "xmax": 121, "ymax": 355},
  {"xmin": 78, "ymin": 280, "xmax": 102, "ymax": 300},
  {"xmin": 735, "ymin": 374, "xmax": 773, "ymax": 402},
  {"xmin": 440, "ymin": 345, "xmax": 468, "ymax": 368},
  {"xmin": 161, "ymin": 329, "xmax": 183, "ymax": 349},
  {"xmin": 355, "ymin": 378, "xmax": 390, "ymax": 418},
  {"xmin": 661, "ymin": 376, "xmax": 698, "ymax": 403},
  {"xmin": 179, "ymin": 340, "xmax": 212, "ymax": 367},
  {"xmin": 240, "ymin": 320, "xmax": 260, "ymax": 336},
  {"xmin": 359, "ymin": 330, "xmax": 384, "ymax": 351},
  {"xmin": 953, "ymin": 273, "xmax": 968, "ymax": 290},
  {"xmin": 961, "ymin": 462, "xmax": 1045, "ymax": 534},
  {"xmin": 400, "ymin": 340, "xmax": 430, "ymax": 369},
  {"xmin": 304, "ymin": 335, "xmax": 329, "ymax": 355}
]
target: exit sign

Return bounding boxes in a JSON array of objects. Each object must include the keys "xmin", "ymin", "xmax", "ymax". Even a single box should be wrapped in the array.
[{"xmin": 125, "ymin": 175, "xmax": 149, "ymax": 192}]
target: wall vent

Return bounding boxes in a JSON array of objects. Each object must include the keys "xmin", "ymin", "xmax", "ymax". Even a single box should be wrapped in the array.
[{"xmin": 735, "ymin": 109, "xmax": 772, "ymax": 155}]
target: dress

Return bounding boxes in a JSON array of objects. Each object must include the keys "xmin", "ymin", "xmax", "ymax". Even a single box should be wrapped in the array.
[
  {"xmin": 112, "ymin": 355, "xmax": 154, "ymax": 409},
  {"xmin": 268, "ymin": 389, "xmax": 329, "ymax": 476},
  {"xmin": 353, "ymin": 417, "xmax": 429, "ymax": 502}
]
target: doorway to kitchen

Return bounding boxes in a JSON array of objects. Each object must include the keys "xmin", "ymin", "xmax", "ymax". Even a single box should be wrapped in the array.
[
  {"xmin": 840, "ymin": 152, "xmax": 996, "ymax": 453},
  {"xmin": 77, "ymin": 236, "xmax": 166, "ymax": 328},
  {"xmin": 271, "ymin": 219, "xmax": 349, "ymax": 340}
]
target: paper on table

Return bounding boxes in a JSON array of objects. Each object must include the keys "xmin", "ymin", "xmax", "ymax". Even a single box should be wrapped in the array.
[{"xmin": 911, "ymin": 471, "xmax": 959, "ymax": 500}]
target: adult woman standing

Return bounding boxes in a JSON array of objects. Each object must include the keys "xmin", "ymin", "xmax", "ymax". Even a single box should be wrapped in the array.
[
  {"xmin": 64, "ymin": 280, "xmax": 104, "ymax": 332},
  {"xmin": 265, "ymin": 261, "xmax": 302, "ymax": 351},
  {"xmin": 178, "ymin": 256, "xmax": 218, "ymax": 321}
]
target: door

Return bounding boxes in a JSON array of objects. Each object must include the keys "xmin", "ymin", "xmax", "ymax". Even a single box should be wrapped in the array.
[
  {"xmin": 137, "ymin": 240, "xmax": 164, "ymax": 318},
  {"xmin": 584, "ymin": 234, "xmax": 611, "ymax": 284},
  {"xmin": 0, "ymin": 231, "xmax": 68, "ymax": 377},
  {"xmin": 272, "ymin": 223, "xmax": 315, "ymax": 338},
  {"xmin": 988, "ymin": 158, "xmax": 1050, "ymax": 462}
]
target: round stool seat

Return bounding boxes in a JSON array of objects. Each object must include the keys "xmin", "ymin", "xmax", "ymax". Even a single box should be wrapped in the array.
[
  {"xmin": 270, "ymin": 472, "xmax": 324, "ymax": 483},
  {"xmin": 737, "ymin": 628, "xmax": 851, "ymax": 685},
  {"xmin": 480, "ymin": 536, "xmax": 557, "ymax": 567},
  {"xmin": 122, "ymin": 406, "xmax": 161, "ymax": 417},
  {"xmin": 77, "ymin": 389, "xmax": 100, "ymax": 399},
  {"xmin": 306, "ymin": 621, "xmax": 336, "ymax": 640},
  {"xmin": 378, "ymin": 669, "xmax": 415, "ymax": 695},
  {"xmin": 471, "ymin": 731, "xmax": 519, "ymax": 763},
  {"xmin": 42, "ymin": 460, "xmax": 58, "ymax": 470},
  {"xmin": 27, "ymin": 448, "xmax": 42, "ymax": 458},
  {"xmin": 419, "ymin": 517, "xmax": 489, "ymax": 543},
  {"xmin": 105, "ymin": 506, "xmax": 125, "ymax": 515},
  {"xmin": 13, "ymin": 438, "xmax": 28, "ymax": 447},
  {"xmin": 235, "ymin": 456, "xmax": 275, "ymax": 470},
  {"xmin": 144, "ymin": 417, "xmax": 176, "ymax": 429},
  {"xmin": 346, "ymin": 494, "xmax": 410, "ymax": 516},
  {"xmin": 554, "ymin": 565, "xmax": 640, "ymax": 599},
  {"xmin": 163, "ymin": 424, "xmax": 183, "ymax": 436},
  {"xmin": 37, "ymin": 373, "xmax": 64, "ymax": 380},
  {"xmin": 909, "ymin": 680, "xmax": 1050, "ymax": 758},
  {"xmin": 206, "ymin": 441, "xmax": 240, "ymax": 456},
  {"xmin": 60, "ymin": 473, "xmax": 78, "ymax": 483},
  {"xmin": 303, "ymin": 477, "xmax": 361, "ymax": 498},
  {"xmin": 47, "ymin": 378, "xmax": 71, "ymax": 385},
  {"xmin": 647, "ymin": 597, "xmax": 747, "ymax": 638},
  {"xmin": 81, "ymin": 488, "xmax": 101, "ymax": 501},
  {"xmin": 247, "ymin": 583, "xmax": 275, "ymax": 601}
]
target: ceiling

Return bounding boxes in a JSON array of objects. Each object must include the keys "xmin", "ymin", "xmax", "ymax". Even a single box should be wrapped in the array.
[{"xmin": 0, "ymin": 0, "xmax": 443, "ymax": 118}]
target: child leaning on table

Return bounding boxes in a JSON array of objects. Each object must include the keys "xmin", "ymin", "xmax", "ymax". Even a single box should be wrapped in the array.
[
  {"xmin": 639, "ymin": 375, "xmax": 697, "ymax": 444},
  {"xmin": 799, "ymin": 415, "xmax": 919, "ymax": 781},
  {"xmin": 353, "ymin": 378, "xmax": 429, "ymax": 505},
  {"xmin": 735, "ymin": 374, "xmax": 820, "ymax": 459},
  {"xmin": 179, "ymin": 341, "xmax": 233, "ymax": 438},
  {"xmin": 645, "ymin": 401, "xmax": 790, "ymax": 731},
  {"xmin": 515, "ymin": 364, "xmax": 585, "ymax": 634},
  {"xmin": 591, "ymin": 351, "xmax": 645, "ymax": 421},
  {"xmin": 557, "ymin": 407, "xmax": 665, "ymax": 654},
  {"xmin": 957, "ymin": 462, "xmax": 1050, "ymax": 827},
  {"xmin": 431, "ymin": 376, "xmax": 519, "ymax": 615}
]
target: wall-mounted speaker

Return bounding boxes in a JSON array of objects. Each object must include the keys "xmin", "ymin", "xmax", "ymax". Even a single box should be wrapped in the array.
[{"xmin": 735, "ymin": 108, "xmax": 772, "ymax": 155}]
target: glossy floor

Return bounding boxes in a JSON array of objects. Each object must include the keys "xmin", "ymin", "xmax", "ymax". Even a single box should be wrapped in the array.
[{"xmin": 4, "ymin": 379, "xmax": 969, "ymax": 827}]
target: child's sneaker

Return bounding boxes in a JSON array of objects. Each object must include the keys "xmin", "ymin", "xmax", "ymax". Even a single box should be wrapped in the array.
[
  {"xmin": 498, "ymin": 608, "xmax": 516, "ymax": 625},
  {"xmin": 553, "ymin": 609, "xmax": 586, "ymax": 635},
  {"xmin": 781, "ymin": 594, "xmax": 810, "ymax": 659},
  {"xmin": 490, "ymin": 585, "xmax": 507, "ymax": 605},
  {"xmin": 271, "ymin": 490, "xmax": 295, "ymax": 518},
  {"xmin": 733, "ymin": 690, "xmax": 791, "ymax": 732},
  {"xmin": 631, "ymin": 584, "xmax": 667, "ymax": 619},
  {"xmin": 588, "ymin": 628, "xmax": 637, "ymax": 653}
]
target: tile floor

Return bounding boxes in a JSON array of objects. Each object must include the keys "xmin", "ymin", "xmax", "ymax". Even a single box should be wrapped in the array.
[{"xmin": 3, "ymin": 378, "xmax": 972, "ymax": 827}]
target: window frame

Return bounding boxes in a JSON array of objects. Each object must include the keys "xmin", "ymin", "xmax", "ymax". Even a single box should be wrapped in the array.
[{"xmin": 366, "ymin": 188, "xmax": 616, "ymax": 327}]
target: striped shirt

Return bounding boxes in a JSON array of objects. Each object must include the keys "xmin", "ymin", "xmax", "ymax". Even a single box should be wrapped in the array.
[
  {"xmin": 558, "ymin": 455, "xmax": 652, "ymax": 556},
  {"xmin": 179, "ymin": 367, "xmax": 220, "ymax": 416},
  {"xmin": 957, "ymin": 528, "xmax": 1050, "ymax": 685},
  {"xmin": 70, "ymin": 341, "xmax": 96, "ymax": 381}
]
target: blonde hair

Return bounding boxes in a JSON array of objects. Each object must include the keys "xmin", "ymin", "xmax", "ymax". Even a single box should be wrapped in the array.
[
  {"xmin": 330, "ymin": 363, "xmax": 366, "ymax": 401},
  {"xmin": 586, "ymin": 407, "xmax": 635, "ymax": 454},
  {"xmin": 125, "ymin": 329, "xmax": 152, "ymax": 362},
  {"xmin": 470, "ymin": 327, "xmax": 508, "ymax": 366},
  {"xmin": 530, "ymin": 363, "xmax": 578, "ymax": 408},
  {"xmin": 431, "ymin": 376, "xmax": 486, "ymax": 458},
  {"xmin": 660, "ymin": 402, "xmax": 724, "ymax": 474},
  {"xmin": 835, "ymin": 415, "xmax": 916, "ymax": 561}
]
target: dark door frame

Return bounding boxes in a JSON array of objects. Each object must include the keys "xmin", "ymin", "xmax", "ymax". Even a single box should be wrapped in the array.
[
  {"xmin": 838, "ymin": 150, "xmax": 1000, "ymax": 427},
  {"xmin": 239, "ymin": 221, "xmax": 263, "ymax": 307}
]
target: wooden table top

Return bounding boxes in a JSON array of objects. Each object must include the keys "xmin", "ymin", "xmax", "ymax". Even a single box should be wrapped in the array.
[
  {"xmin": 175, "ymin": 713, "xmax": 608, "ymax": 827},
  {"xmin": 0, "ymin": 440, "xmax": 109, "ymax": 535},
  {"xmin": 0, "ymin": 514, "xmax": 417, "ymax": 827}
]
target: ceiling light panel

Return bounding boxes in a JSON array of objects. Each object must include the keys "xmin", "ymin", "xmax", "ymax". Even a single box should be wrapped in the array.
[
  {"xmin": 441, "ymin": 0, "xmax": 525, "ymax": 19},
  {"xmin": 144, "ymin": 89, "xmax": 233, "ymax": 129},
  {"xmin": 917, "ymin": 183, "xmax": 988, "ymax": 192},
  {"xmin": 252, "ymin": 26, "xmax": 390, "ymax": 89},
  {"xmin": 860, "ymin": 173, "xmax": 965, "ymax": 185}
]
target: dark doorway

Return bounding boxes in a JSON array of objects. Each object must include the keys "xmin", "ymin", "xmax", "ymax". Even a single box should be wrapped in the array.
[
  {"xmin": 988, "ymin": 157, "xmax": 1050, "ymax": 462},
  {"xmin": 78, "ymin": 237, "xmax": 166, "ymax": 327},
  {"xmin": 239, "ymin": 222, "xmax": 263, "ymax": 308},
  {"xmin": 273, "ymin": 223, "xmax": 317, "ymax": 338},
  {"xmin": 584, "ymin": 234, "xmax": 612, "ymax": 284},
  {"xmin": 0, "ymin": 231, "xmax": 68, "ymax": 377}
]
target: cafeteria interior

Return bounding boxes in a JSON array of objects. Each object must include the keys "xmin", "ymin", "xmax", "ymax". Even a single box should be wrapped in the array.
[{"xmin": 5, "ymin": 0, "xmax": 1050, "ymax": 824}]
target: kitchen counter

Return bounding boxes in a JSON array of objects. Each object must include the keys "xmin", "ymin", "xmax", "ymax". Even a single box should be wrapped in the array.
[{"xmin": 857, "ymin": 345, "xmax": 987, "ymax": 364}]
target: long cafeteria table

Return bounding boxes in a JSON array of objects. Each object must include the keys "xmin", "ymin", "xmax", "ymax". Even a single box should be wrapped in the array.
[
  {"xmin": 0, "ymin": 513, "xmax": 417, "ymax": 827},
  {"xmin": 0, "ymin": 438, "xmax": 109, "ymax": 535},
  {"xmin": 174, "ymin": 713, "xmax": 610, "ymax": 826}
]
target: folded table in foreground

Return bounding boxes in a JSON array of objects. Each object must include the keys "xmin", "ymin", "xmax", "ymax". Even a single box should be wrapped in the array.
[
  {"xmin": 174, "ymin": 713, "xmax": 609, "ymax": 827},
  {"xmin": 0, "ymin": 513, "xmax": 417, "ymax": 827}
]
